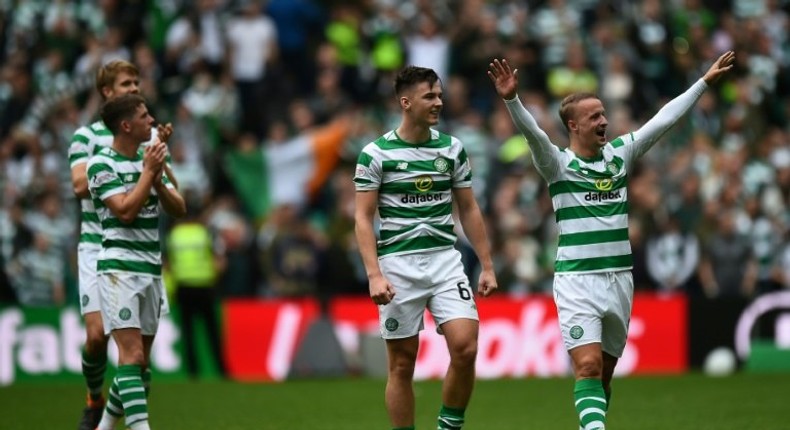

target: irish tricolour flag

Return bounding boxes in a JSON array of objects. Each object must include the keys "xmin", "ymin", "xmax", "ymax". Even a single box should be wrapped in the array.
[{"xmin": 225, "ymin": 118, "xmax": 350, "ymax": 219}]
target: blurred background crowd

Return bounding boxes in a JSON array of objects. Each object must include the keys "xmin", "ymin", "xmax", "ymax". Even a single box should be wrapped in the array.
[{"xmin": 0, "ymin": 0, "xmax": 789, "ymax": 308}]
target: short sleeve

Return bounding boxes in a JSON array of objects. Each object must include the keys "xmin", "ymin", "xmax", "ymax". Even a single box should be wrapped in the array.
[
  {"xmin": 452, "ymin": 146, "xmax": 472, "ymax": 188},
  {"xmin": 353, "ymin": 147, "xmax": 381, "ymax": 191},
  {"xmin": 68, "ymin": 132, "xmax": 91, "ymax": 168},
  {"xmin": 87, "ymin": 161, "xmax": 125, "ymax": 201}
]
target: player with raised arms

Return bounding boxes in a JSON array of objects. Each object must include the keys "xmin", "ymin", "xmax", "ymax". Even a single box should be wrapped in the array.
[{"xmin": 488, "ymin": 51, "xmax": 734, "ymax": 429}]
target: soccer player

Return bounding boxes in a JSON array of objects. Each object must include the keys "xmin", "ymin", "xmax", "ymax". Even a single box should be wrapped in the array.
[
  {"xmin": 88, "ymin": 93, "xmax": 186, "ymax": 430},
  {"xmin": 354, "ymin": 66, "xmax": 497, "ymax": 430},
  {"xmin": 69, "ymin": 60, "xmax": 177, "ymax": 430},
  {"xmin": 488, "ymin": 51, "xmax": 735, "ymax": 429}
]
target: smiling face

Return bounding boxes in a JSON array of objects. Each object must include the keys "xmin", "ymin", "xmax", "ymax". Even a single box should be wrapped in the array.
[
  {"xmin": 104, "ymin": 71, "xmax": 141, "ymax": 99},
  {"xmin": 96, "ymin": 60, "xmax": 141, "ymax": 101},
  {"xmin": 561, "ymin": 94, "xmax": 608, "ymax": 155},
  {"xmin": 98, "ymin": 68, "xmax": 141, "ymax": 101},
  {"xmin": 401, "ymin": 80, "xmax": 443, "ymax": 127},
  {"xmin": 394, "ymin": 66, "xmax": 443, "ymax": 133}
]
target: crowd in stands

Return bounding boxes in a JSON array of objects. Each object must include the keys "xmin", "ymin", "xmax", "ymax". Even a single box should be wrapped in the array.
[{"xmin": 0, "ymin": 0, "xmax": 789, "ymax": 307}]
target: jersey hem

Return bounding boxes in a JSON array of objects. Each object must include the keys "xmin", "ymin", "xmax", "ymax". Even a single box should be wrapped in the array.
[
  {"xmin": 553, "ymin": 266, "xmax": 632, "ymax": 275},
  {"xmin": 378, "ymin": 244, "xmax": 455, "ymax": 259},
  {"xmin": 97, "ymin": 269, "xmax": 162, "ymax": 278}
]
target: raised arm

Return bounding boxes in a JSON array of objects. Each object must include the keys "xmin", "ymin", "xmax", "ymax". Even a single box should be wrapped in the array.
[
  {"xmin": 701, "ymin": 51, "xmax": 736, "ymax": 85},
  {"xmin": 627, "ymin": 51, "xmax": 735, "ymax": 160},
  {"xmin": 488, "ymin": 59, "xmax": 561, "ymax": 177}
]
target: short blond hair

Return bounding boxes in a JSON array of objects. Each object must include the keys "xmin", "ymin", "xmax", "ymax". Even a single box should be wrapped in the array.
[
  {"xmin": 558, "ymin": 92, "xmax": 598, "ymax": 131},
  {"xmin": 95, "ymin": 60, "xmax": 139, "ymax": 99}
]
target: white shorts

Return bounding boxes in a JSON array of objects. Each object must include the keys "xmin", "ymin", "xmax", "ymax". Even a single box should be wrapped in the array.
[
  {"xmin": 378, "ymin": 248, "xmax": 478, "ymax": 339},
  {"xmin": 99, "ymin": 272, "xmax": 165, "ymax": 336},
  {"xmin": 77, "ymin": 245, "xmax": 101, "ymax": 315},
  {"xmin": 553, "ymin": 271, "xmax": 633, "ymax": 357}
]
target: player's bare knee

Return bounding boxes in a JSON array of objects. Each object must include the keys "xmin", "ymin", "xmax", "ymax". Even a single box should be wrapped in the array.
[
  {"xmin": 121, "ymin": 349, "xmax": 146, "ymax": 366},
  {"xmin": 574, "ymin": 357, "xmax": 603, "ymax": 379},
  {"xmin": 449, "ymin": 341, "xmax": 477, "ymax": 367},
  {"xmin": 388, "ymin": 359, "xmax": 416, "ymax": 380},
  {"xmin": 85, "ymin": 329, "xmax": 108, "ymax": 355},
  {"xmin": 84, "ymin": 337, "xmax": 106, "ymax": 356},
  {"xmin": 388, "ymin": 350, "xmax": 417, "ymax": 378}
]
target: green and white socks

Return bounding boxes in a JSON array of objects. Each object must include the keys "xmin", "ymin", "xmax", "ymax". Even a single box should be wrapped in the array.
[
  {"xmin": 437, "ymin": 405, "xmax": 465, "ymax": 430},
  {"xmin": 389, "ymin": 404, "xmax": 465, "ymax": 430},
  {"xmin": 142, "ymin": 367, "xmax": 152, "ymax": 397},
  {"xmin": 114, "ymin": 364, "xmax": 150, "ymax": 430},
  {"xmin": 97, "ymin": 377, "xmax": 123, "ymax": 430},
  {"xmin": 97, "ymin": 365, "xmax": 154, "ymax": 430},
  {"xmin": 81, "ymin": 348, "xmax": 107, "ymax": 404},
  {"xmin": 574, "ymin": 378, "xmax": 607, "ymax": 430}
]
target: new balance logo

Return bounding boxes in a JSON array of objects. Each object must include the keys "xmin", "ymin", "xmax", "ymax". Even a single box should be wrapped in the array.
[
  {"xmin": 584, "ymin": 190, "xmax": 622, "ymax": 201},
  {"xmin": 396, "ymin": 162, "xmax": 408, "ymax": 170}
]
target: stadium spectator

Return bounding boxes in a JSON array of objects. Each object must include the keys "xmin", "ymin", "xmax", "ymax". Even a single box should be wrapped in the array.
[
  {"xmin": 225, "ymin": 0, "xmax": 278, "ymax": 139},
  {"xmin": 406, "ymin": 14, "xmax": 450, "ymax": 82},
  {"xmin": 698, "ymin": 208, "xmax": 758, "ymax": 298},
  {"xmin": 265, "ymin": 0, "xmax": 325, "ymax": 96},
  {"xmin": 206, "ymin": 195, "xmax": 255, "ymax": 297},
  {"xmin": 546, "ymin": 39, "xmax": 599, "ymax": 100},
  {"xmin": 0, "ymin": 250, "xmax": 15, "ymax": 303},
  {"xmin": 167, "ymin": 205, "xmax": 227, "ymax": 379},
  {"xmin": 25, "ymin": 190, "xmax": 73, "ymax": 254},
  {"xmin": 6, "ymin": 231, "xmax": 65, "ymax": 306},
  {"xmin": 164, "ymin": 0, "xmax": 226, "ymax": 77},
  {"xmin": 260, "ymin": 203, "xmax": 327, "ymax": 298},
  {"xmin": 646, "ymin": 211, "xmax": 701, "ymax": 294}
]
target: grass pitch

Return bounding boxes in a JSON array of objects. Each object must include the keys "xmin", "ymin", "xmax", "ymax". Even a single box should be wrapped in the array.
[{"xmin": 3, "ymin": 373, "xmax": 787, "ymax": 429}]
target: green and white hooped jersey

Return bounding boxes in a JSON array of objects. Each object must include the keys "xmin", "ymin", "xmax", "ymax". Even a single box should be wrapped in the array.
[
  {"xmin": 69, "ymin": 121, "xmax": 163, "ymax": 249},
  {"xmin": 69, "ymin": 121, "xmax": 114, "ymax": 248},
  {"xmin": 540, "ymin": 137, "xmax": 635, "ymax": 274},
  {"xmin": 353, "ymin": 129, "xmax": 472, "ymax": 257},
  {"xmin": 504, "ymin": 79, "xmax": 708, "ymax": 274},
  {"xmin": 87, "ymin": 146, "xmax": 174, "ymax": 277}
]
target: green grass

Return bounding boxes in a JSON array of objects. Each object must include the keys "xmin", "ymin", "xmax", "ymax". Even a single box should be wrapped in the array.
[{"xmin": 2, "ymin": 373, "xmax": 788, "ymax": 429}]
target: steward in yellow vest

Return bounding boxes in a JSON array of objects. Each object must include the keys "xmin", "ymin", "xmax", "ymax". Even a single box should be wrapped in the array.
[
  {"xmin": 167, "ymin": 219, "xmax": 226, "ymax": 378},
  {"xmin": 168, "ymin": 222, "xmax": 217, "ymax": 287}
]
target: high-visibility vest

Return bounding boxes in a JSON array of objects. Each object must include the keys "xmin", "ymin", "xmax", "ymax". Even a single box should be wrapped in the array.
[{"xmin": 167, "ymin": 223, "xmax": 216, "ymax": 287}]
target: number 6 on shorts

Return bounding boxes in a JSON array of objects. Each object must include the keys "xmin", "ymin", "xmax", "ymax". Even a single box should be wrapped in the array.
[{"xmin": 457, "ymin": 281, "xmax": 472, "ymax": 300}]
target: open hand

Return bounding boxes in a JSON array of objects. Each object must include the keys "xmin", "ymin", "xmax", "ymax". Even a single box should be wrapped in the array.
[
  {"xmin": 157, "ymin": 123, "xmax": 174, "ymax": 143},
  {"xmin": 702, "ymin": 51, "xmax": 735, "ymax": 85},
  {"xmin": 487, "ymin": 59, "xmax": 519, "ymax": 100}
]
